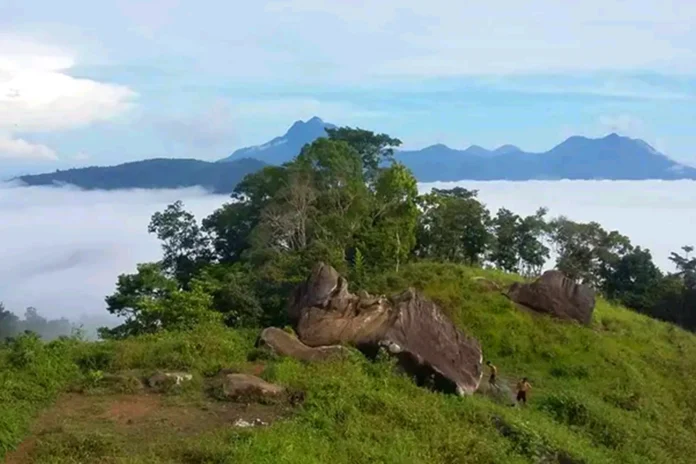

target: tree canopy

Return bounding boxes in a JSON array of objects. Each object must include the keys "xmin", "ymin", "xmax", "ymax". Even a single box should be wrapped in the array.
[{"xmin": 98, "ymin": 125, "xmax": 696, "ymax": 338}]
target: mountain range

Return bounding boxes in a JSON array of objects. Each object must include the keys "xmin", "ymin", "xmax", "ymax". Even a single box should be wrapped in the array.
[{"xmin": 15, "ymin": 117, "xmax": 696, "ymax": 193}]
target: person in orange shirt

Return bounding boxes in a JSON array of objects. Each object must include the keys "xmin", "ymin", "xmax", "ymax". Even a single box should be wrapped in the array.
[{"xmin": 516, "ymin": 377, "xmax": 531, "ymax": 405}]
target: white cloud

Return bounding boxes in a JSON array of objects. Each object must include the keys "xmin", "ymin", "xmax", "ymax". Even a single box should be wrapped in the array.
[
  {"xmin": 0, "ymin": 33, "xmax": 137, "ymax": 160},
  {"xmin": 0, "ymin": 134, "xmax": 57, "ymax": 160}
]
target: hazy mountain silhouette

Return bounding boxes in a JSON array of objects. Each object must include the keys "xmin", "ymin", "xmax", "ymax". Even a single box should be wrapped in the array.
[
  {"xmin": 13, "ymin": 118, "xmax": 696, "ymax": 192},
  {"xmin": 16, "ymin": 158, "xmax": 266, "ymax": 194}
]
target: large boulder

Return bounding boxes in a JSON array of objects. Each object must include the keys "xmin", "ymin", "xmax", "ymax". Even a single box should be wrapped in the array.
[
  {"xmin": 505, "ymin": 270, "xmax": 596, "ymax": 325},
  {"xmin": 289, "ymin": 263, "xmax": 483, "ymax": 395},
  {"xmin": 257, "ymin": 327, "xmax": 350, "ymax": 362}
]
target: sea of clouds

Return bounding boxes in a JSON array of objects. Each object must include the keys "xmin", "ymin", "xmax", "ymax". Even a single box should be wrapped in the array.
[{"xmin": 1, "ymin": 180, "xmax": 694, "ymax": 320}]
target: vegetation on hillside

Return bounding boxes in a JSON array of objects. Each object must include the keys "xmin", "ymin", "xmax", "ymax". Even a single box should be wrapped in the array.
[
  {"xmin": 92, "ymin": 126, "xmax": 694, "ymax": 337},
  {"xmin": 1, "ymin": 125, "xmax": 695, "ymax": 463},
  {"xmin": 3, "ymin": 264, "xmax": 696, "ymax": 463}
]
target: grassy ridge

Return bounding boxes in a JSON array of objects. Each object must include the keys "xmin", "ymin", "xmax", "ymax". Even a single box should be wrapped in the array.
[{"xmin": 3, "ymin": 262, "xmax": 696, "ymax": 463}]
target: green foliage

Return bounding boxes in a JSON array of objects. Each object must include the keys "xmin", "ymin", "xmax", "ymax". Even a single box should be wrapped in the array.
[
  {"xmin": 102, "ymin": 263, "xmax": 221, "ymax": 339},
  {"xmin": 6, "ymin": 264, "xmax": 696, "ymax": 462},
  {"xmin": 416, "ymin": 188, "xmax": 492, "ymax": 265}
]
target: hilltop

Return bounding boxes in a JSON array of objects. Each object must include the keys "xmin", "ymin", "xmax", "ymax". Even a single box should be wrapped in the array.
[
  {"xmin": 12, "ymin": 118, "xmax": 696, "ymax": 193},
  {"xmin": 3, "ymin": 263, "xmax": 696, "ymax": 463}
]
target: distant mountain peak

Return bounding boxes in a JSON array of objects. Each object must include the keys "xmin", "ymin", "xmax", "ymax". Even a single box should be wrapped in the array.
[
  {"xmin": 220, "ymin": 116, "xmax": 335, "ymax": 164},
  {"xmin": 493, "ymin": 144, "xmax": 521, "ymax": 155},
  {"xmin": 466, "ymin": 145, "xmax": 490, "ymax": 155}
]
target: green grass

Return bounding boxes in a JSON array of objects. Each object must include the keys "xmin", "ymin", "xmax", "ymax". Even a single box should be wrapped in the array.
[{"xmin": 3, "ymin": 262, "xmax": 696, "ymax": 463}]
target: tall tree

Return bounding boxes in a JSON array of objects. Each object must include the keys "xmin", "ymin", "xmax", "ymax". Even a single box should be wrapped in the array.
[
  {"xmin": 326, "ymin": 127, "xmax": 402, "ymax": 181},
  {"xmin": 358, "ymin": 162, "xmax": 419, "ymax": 273},
  {"xmin": 548, "ymin": 217, "xmax": 632, "ymax": 287},
  {"xmin": 148, "ymin": 201, "xmax": 213, "ymax": 287},
  {"xmin": 601, "ymin": 246, "xmax": 663, "ymax": 312},
  {"xmin": 416, "ymin": 188, "xmax": 492, "ymax": 266}
]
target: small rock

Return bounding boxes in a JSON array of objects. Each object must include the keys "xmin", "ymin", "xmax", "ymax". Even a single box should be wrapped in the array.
[
  {"xmin": 148, "ymin": 372, "xmax": 193, "ymax": 390},
  {"xmin": 233, "ymin": 418, "xmax": 253, "ymax": 428},
  {"xmin": 216, "ymin": 373, "xmax": 285, "ymax": 403}
]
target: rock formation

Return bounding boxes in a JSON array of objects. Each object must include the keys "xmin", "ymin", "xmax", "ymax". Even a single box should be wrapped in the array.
[
  {"xmin": 257, "ymin": 327, "xmax": 350, "ymax": 362},
  {"xmin": 288, "ymin": 262, "xmax": 483, "ymax": 395},
  {"xmin": 505, "ymin": 270, "xmax": 596, "ymax": 325}
]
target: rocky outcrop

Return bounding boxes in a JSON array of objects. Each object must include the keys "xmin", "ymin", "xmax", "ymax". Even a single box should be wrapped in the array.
[
  {"xmin": 505, "ymin": 270, "xmax": 596, "ymax": 325},
  {"xmin": 257, "ymin": 327, "xmax": 350, "ymax": 362},
  {"xmin": 289, "ymin": 263, "xmax": 483, "ymax": 395}
]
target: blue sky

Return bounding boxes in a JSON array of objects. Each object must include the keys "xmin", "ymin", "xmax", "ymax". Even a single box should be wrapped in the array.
[{"xmin": 1, "ymin": 0, "xmax": 695, "ymax": 175}]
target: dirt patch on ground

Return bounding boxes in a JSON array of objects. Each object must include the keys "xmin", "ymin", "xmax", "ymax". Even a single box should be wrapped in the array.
[{"xmin": 4, "ymin": 390, "xmax": 293, "ymax": 464}]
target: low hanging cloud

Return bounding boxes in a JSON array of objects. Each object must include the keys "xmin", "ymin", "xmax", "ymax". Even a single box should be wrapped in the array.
[
  {"xmin": 0, "ymin": 182, "xmax": 229, "ymax": 319},
  {"xmin": 0, "ymin": 33, "xmax": 137, "ymax": 161},
  {"xmin": 1, "ymin": 180, "xmax": 695, "ymax": 322}
]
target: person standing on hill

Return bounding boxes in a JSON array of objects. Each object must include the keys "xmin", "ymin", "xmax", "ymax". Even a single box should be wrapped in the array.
[
  {"xmin": 486, "ymin": 361, "xmax": 498, "ymax": 387},
  {"xmin": 516, "ymin": 377, "xmax": 531, "ymax": 405}
]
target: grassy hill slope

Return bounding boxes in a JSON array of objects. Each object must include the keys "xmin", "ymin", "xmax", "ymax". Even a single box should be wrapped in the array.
[{"xmin": 3, "ymin": 262, "xmax": 696, "ymax": 463}]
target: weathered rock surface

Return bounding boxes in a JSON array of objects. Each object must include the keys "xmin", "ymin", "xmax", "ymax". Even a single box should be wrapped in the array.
[
  {"xmin": 289, "ymin": 262, "xmax": 483, "ymax": 395},
  {"xmin": 215, "ymin": 373, "xmax": 285, "ymax": 403},
  {"xmin": 505, "ymin": 270, "xmax": 596, "ymax": 325},
  {"xmin": 257, "ymin": 327, "xmax": 350, "ymax": 362}
]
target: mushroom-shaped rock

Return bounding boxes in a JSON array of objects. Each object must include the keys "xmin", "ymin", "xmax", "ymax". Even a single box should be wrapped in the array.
[
  {"xmin": 257, "ymin": 327, "xmax": 350, "ymax": 362},
  {"xmin": 505, "ymin": 270, "xmax": 595, "ymax": 325},
  {"xmin": 289, "ymin": 262, "xmax": 483, "ymax": 395}
]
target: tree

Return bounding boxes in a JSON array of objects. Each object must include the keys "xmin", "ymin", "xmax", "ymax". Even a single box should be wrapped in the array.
[
  {"xmin": 358, "ymin": 162, "xmax": 419, "ymax": 273},
  {"xmin": 601, "ymin": 246, "xmax": 663, "ymax": 312},
  {"xmin": 203, "ymin": 166, "xmax": 289, "ymax": 263},
  {"xmin": 148, "ymin": 201, "xmax": 213, "ymax": 287},
  {"xmin": 326, "ymin": 127, "xmax": 402, "ymax": 181},
  {"xmin": 669, "ymin": 245, "xmax": 696, "ymax": 290},
  {"xmin": 548, "ymin": 217, "xmax": 632, "ymax": 287},
  {"xmin": 0, "ymin": 302, "xmax": 19, "ymax": 340},
  {"xmin": 416, "ymin": 188, "xmax": 492, "ymax": 265},
  {"xmin": 516, "ymin": 208, "xmax": 551, "ymax": 277},
  {"xmin": 489, "ymin": 208, "xmax": 521, "ymax": 273}
]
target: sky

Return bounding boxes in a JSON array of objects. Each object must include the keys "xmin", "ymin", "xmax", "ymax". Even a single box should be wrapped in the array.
[
  {"xmin": 1, "ymin": 0, "xmax": 696, "ymax": 176},
  {"xmin": 1, "ymin": 180, "xmax": 694, "ymax": 319}
]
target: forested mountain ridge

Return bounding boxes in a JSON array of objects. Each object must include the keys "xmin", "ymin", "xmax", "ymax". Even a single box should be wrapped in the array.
[{"xmin": 15, "ymin": 157, "xmax": 266, "ymax": 194}]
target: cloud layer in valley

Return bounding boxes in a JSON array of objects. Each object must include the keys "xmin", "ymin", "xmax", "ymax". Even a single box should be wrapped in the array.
[{"xmin": 1, "ymin": 180, "xmax": 695, "ymax": 322}]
